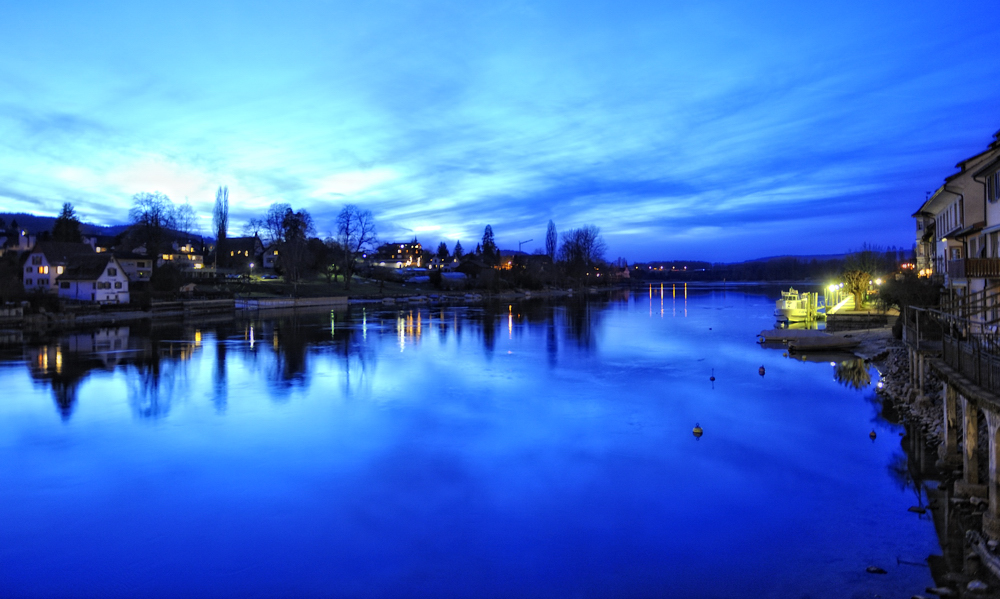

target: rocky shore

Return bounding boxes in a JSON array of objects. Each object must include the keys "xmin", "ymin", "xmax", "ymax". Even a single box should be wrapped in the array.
[{"xmin": 857, "ymin": 325, "xmax": 1000, "ymax": 596}]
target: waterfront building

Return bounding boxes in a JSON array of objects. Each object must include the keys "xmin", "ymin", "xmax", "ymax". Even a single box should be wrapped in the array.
[
  {"xmin": 912, "ymin": 129, "xmax": 1000, "ymax": 301},
  {"xmin": 22, "ymin": 242, "xmax": 95, "ymax": 294},
  {"xmin": 56, "ymin": 254, "xmax": 130, "ymax": 304}
]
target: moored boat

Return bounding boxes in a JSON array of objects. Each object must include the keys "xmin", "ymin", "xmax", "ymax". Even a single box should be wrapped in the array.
[{"xmin": 774, "ymin": 288, "xmax": 825, "ymax": 322}]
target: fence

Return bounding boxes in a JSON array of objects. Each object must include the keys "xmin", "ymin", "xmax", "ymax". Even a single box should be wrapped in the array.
[{"xmin": 905, "ymin": 305, "xmax": 1000, "ymax": 396}]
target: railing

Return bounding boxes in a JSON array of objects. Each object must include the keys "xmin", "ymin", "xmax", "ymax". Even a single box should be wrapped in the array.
[
  {"xmin": 948, "ymin": 258, "xmax": 1000, "ymax": 279},
  {"xmin": 906, "ymin": 305, "xmax": 1000, "ymax": 396}
]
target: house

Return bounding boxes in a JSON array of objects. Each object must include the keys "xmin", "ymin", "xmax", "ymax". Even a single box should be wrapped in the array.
[
  {"xmin": 262, "ymin": 245, "xmax": 279, "ymax": 270},
  {"xmin": 158, "ymin": 238, "xmax": 205, "ymax": 271},
  {"xmin": 374, "ymin": 240, "xmax": 423, "ymax": 268},
  {"xmin": 113, "ymin": 251, "xmax": 153, "ymax": 282},
  {"xmin": 912, "ymin": 132, "xmax": 1000, "ymax": 292},
  {"xmin": 23, "ymin": 241, "xmax": 94, "ymax": 293},
  {"xmin": 82, "ymin": 235, "xmax": 118, "ymax": 254},
  {"xmin": 219, "ymin": 235, "xmax": 263, "ymax": 270},
  {"xmin": 427, "ymin": 256, "xmax": 458, "ymax": 271},
  {"xmin": 0, "ymin": 222, "xmax": 35, "ymax": 257},
  {"xmin": 56, "ymin": 254, "xmax": 130, "ymax": 304}
]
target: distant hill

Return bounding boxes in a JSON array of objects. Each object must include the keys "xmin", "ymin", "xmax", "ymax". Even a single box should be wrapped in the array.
[
  {"xmin": 0, "ymin": 212, "xmax": 129, "ymax": 236},
  {"xmin": 736, "ymin": 253, "xmax": 849, "ymax": 264}
]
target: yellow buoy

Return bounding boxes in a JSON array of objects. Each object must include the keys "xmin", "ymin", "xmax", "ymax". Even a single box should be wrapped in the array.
[
  {"xmin": 869, "ymin": 429, "xmax": 877, "ymax": 441},
  {"xmin": 693, "ymin": 423, "xmax": 703, "ymax": 439}
]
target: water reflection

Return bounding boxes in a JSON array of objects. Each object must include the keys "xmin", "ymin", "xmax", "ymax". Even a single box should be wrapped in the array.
[
  {"xmin": 0, "ymin": 290, "xmax": 943, "ymax": 598},
  {"xmin": 834, "ymin": 358, "xmax": 872, "ymax": 390}
]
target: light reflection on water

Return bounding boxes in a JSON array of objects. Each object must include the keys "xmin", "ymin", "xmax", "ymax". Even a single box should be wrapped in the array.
[{"xmin": 0, "ymin": 289, "xmax": 938, "ymax": 598}]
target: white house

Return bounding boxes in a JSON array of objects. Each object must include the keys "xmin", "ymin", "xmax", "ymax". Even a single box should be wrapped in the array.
[
  {"xmin": 57, "ymin": 255, "xmax": 130, "ymax": 304},
  {"xmin": 23, "ymin": 242, "xmax": 94, "ymax": 294}
]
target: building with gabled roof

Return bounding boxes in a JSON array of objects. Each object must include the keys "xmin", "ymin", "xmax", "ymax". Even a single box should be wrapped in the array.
[
  {"xmin": 56, "ymin": 254, "xmax": 130, "ymax": 304},
  {"xmin": 23, "ymin": 241, "xmax": 94, "ymax": 294}
]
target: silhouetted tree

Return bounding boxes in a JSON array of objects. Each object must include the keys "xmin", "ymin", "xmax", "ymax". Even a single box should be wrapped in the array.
[
  {"xmin": 279, "ymin": 208, "xmax": 315, "ymax": 284},
  {"xmin": 264, "ymin": 202, "xmax": 291, "ymax": 246},
  {"xmin": 128, "ymin": 191, "xmax": 176, "ymax": 261},
  {"xmin": 453, "ymin": 240, "xmax": 464, "ymax": 260},
  {"xmin": 481, "ymin": 225, "xmax": 497, "ymax": 265},
  {"xmin": 559, "ymin": 225, "xmax": 606, "ymax": 272},
  {"xmin": 174, "ymin": 201, "xmax": 198, "ymax": 234},
  {"xmin": 437, "ymin": 242, "xmax": 449, "ymax": 260},
  {"xmin": 336, "ymin": 204, "xmax": 377, "ymax": 290},
  {"xmin": 51, "ymin": 202, "xmax": 82, "ymax": 243},
  {"xmin": 545, "ymin": 220, "xmax": 557, "ymax": 260}
]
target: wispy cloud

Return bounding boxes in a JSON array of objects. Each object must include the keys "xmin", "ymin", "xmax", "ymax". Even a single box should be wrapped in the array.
[{"xmin": 0, "ymin": 0, "xmax": 998, "ymax": 260}]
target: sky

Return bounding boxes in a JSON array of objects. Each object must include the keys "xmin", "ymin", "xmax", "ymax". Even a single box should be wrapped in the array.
[{"xmin": 1, "ymin": 1, "xmax": 999, "ymax": 262}]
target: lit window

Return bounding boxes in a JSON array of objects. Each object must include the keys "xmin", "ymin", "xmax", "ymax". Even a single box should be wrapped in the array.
[
  {"xmin": 57, "ymin": 266, "xmax": 64, "ymax": 274},
  {"xmin": 39, "ymin": 266, "xmax": 49, "ymax": 275}
]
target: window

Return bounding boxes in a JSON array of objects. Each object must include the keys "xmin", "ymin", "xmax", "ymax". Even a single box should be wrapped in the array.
[
  {"xmin": 25, "ymin": 278, "xmax": 32, "ymax": 285},
  {"xmin": 57, "ymin": 266, "xmax": 63, "ymax": 274},
  {"xmin": 31, "ymin": 256, "xmax": 41, "ymax": 265},
  {"xmin": 114, "ymin": 282, "xmax": 122, "ymax": 289},
  {"xmin": 60, "ymin": 282, "xmax": 70, "ymax": 289},
  {"xmin": 137, "ymin": 261, "xmax": 146, "ymax": 268},
  {"xmin": 38, "ymin": 265, "xmax": 49, "ymax": 275},
  {"xmin": 108, "ymin": 268, "xmax": 117, "ymax": 276},
  {"xmin": 25, "ymin": 267, "xmax": 32, "ymax": 273}
]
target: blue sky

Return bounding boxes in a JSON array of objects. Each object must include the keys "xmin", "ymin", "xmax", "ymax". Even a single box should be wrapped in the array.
[{"xmin": 1, "ymin": 1, "xmax": 998, "ymax": 262}]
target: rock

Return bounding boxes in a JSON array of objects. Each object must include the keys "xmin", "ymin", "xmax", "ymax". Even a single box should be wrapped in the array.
[
  {"xmin": 866, "ymin": 565, "xmax": 887, "ymax": 574},
  {"xmin": 967, "ymin": 580, "xmax": 989, "ymax": 592}
]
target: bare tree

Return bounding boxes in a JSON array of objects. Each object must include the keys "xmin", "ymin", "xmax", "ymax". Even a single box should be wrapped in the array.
[
  {"xmin": 843, "ymin": 243, "xmax": 895, "ymax": 309},
  {"xmin": 129, "ymin": 191, "xmax": 177, "ymax": 260},
  {"xmin": 545, "ymin": 220, "xmax": 557, "ymax": 260},
  {"xmin": 558, "ymin": 225, "xmax": 607, "ymax": 267},
  {"xmin": 175, "ymin": 201, "xmax": 198, "ymax": 234},
  {"xmin": 336, "ymin": 204, "xmax": 377, "ymax": 290},
  {"xmin": 243, "ymin": 217, "xmax": 265, "ymax": 238},
  {"xmin": 265, "ymin": 203, "xmax": 292, "ymax": 246}
]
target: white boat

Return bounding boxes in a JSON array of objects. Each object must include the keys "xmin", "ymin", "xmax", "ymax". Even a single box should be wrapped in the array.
[{"xmin": 774, "ymin": 288, "xmax": 825, "ymax": 322}]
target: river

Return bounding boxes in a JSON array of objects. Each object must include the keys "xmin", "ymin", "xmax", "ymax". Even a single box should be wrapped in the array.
[{"xmin": 0, "ymin": 287, "xmax": 939, "ymax": 598}]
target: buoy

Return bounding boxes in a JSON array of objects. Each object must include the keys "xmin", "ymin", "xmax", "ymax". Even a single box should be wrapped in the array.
[
  {"xmin": 759, "ymin": 366, "xmax": 766, "ymax": 377},
  {"xmin": 710, "ymin": 368, "xmax": 715, "ymax": 382},
  {"xmin": 692, "ymin": 423, "xmax": 703, "ymax": 439},
  {"xmin": 869, "ymin": 429, "xmax": 877, "ymax": 441}
]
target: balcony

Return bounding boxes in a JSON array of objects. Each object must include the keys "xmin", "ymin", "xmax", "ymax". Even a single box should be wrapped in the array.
[{"xmin": 948, "ymin": 258, "xmax": 1000, "ymax": 279}]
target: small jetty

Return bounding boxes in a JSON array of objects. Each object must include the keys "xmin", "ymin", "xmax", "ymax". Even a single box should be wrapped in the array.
[{"xmin": 758, "ymin": 329, "xmax": 860, "ymax": 353}]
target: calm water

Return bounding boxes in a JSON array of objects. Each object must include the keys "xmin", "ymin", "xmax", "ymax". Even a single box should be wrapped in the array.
[{"xmin": 0, "ymin": 288, "xmax": 939, "ymax": 598}]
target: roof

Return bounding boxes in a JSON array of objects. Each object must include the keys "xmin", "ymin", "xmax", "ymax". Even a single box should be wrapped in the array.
[
  {"xmin": 222, "ymin": 236, "xmax": 261, "ymax": 252},
  {"xmin": 57, "ymin": 255, "xmax": 117, "ymax": 281},
  {"xmin": 31, "ymin": 241, "xmax": 94, "ymax": 264}
]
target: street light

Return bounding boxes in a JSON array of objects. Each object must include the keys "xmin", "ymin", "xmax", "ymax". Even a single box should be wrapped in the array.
[{"xmin": 249, "ymin": 262, "xmax": 254, "ymax": 280}]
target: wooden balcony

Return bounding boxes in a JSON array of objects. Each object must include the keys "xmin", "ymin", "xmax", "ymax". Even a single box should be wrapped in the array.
[{"xmin": 949, "ymin": 258, "xmax": 1000, "ymax": 279}]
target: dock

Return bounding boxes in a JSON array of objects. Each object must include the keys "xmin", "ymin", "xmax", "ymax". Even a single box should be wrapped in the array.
[{"xmin": 758, "ymin": 329, "xmax": 860, "ymax": 352}]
